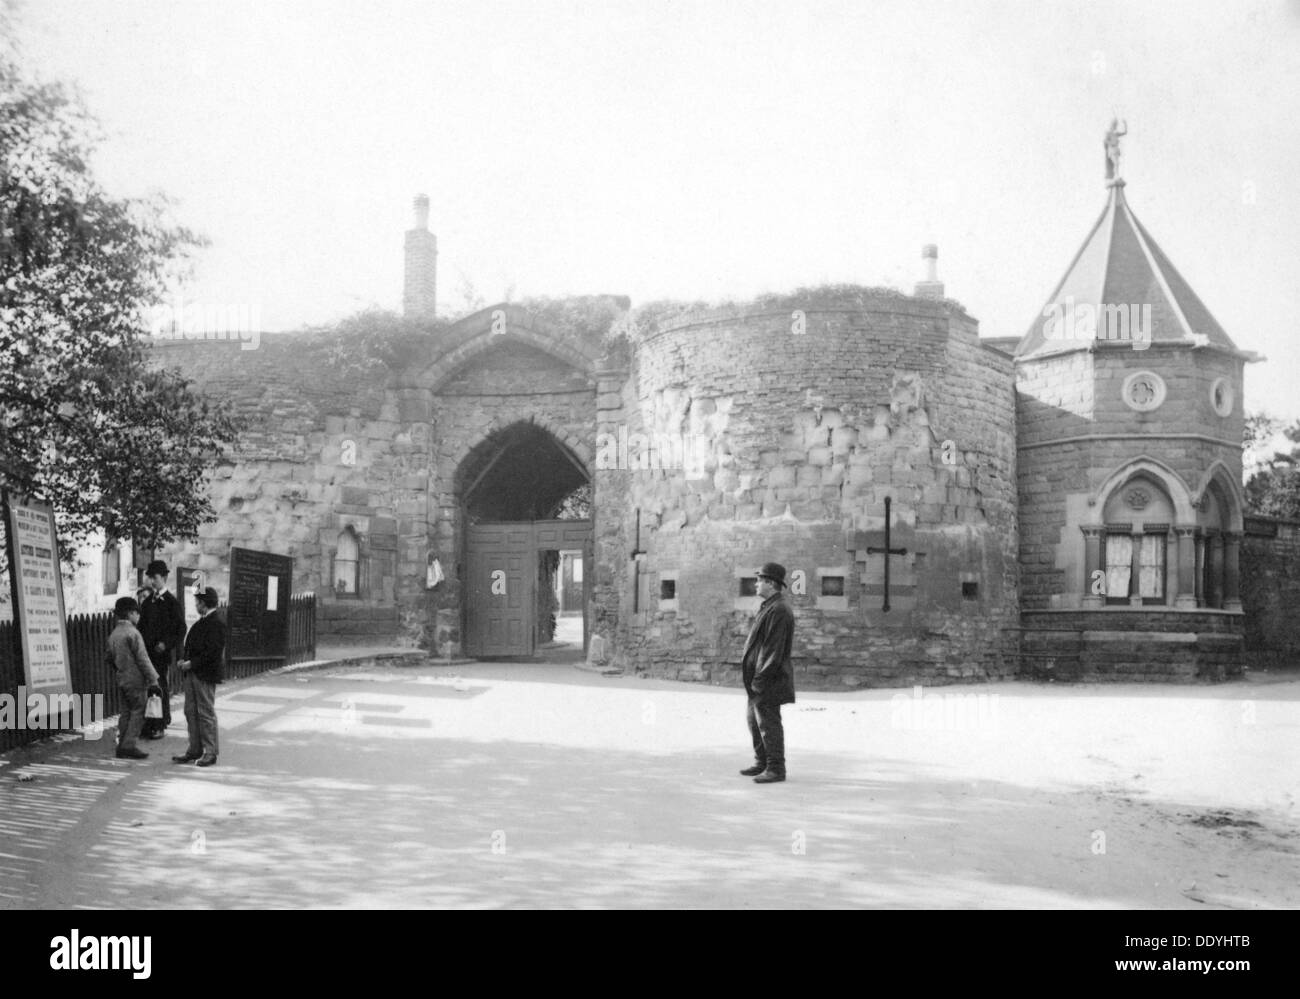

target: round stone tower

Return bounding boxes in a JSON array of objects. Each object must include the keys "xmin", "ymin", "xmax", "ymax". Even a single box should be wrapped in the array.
[{"xmin": 597, "ymin": 286, "xmax": 1019, "ymax": 688}]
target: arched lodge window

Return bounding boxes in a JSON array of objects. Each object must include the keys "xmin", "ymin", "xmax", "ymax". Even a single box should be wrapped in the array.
[{"xmin": 1082, "ymin": 471, "xmax": 1241, "ymax": 612}]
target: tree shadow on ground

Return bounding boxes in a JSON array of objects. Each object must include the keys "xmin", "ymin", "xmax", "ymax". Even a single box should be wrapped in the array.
[{"xmin": 3, "ymin": 720, "xmax": 1293, "ymax": 909}]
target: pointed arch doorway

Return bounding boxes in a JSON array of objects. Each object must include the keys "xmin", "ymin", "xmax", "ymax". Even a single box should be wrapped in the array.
[{"xmin": 459, "ymin": 422, "xmax": 592, "ymax": 659}]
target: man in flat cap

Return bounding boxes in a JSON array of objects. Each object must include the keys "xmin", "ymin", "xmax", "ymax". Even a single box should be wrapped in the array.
[
  {"xmin": 740, "ymin": 562, "xmax": 795, "ymax": 783},
  {"xmin": 107, "ymin": 596, "xmax": 163, "ymax": 759},
  {"xmin": 138, "ymin": 560, "xmax": 186, "ymax": 739}
]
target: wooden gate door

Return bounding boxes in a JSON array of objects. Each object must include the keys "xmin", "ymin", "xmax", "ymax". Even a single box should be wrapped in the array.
[
  {"xmin": 465, "ymin": 520, "xmax": 594, "ymax": 659},
  {"xmin": 465, "ymin": 523, "xmax": 533, "ymax": 657}
]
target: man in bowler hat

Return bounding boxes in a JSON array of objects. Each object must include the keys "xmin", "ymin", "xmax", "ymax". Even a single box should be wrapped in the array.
[
  {"xmin": 740, "ymin": 562, "xmax": 795, "ymax": 783},
  {"xmin": 173, "ymin": 586, "xmax": 225, "ymax": 768},
  {"xmin": 138, "ymin": 560, "xmax": 186, "ymax": 738}
]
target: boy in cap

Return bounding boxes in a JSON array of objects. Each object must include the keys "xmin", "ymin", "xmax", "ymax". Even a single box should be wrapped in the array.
[
  {"xmin": 138, "ymin": 559, "xmax": 186, "ymax": 739},
  {"xmin": 174, "ymin": 587, "xmax": 225, "ymax": 767},
  {"xmin": 107, "ymin": 596, "xmax": 163, "ymax": 759},
  {"xmin": 739, "ymin": 562, "xmax": 796, "ymax": 783}
]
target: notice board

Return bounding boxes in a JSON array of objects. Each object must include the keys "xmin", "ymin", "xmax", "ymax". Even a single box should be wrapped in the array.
[
  {"xmin": 227, "ymin": 547, "xmax": 293, "ymax": 660},
  {"xmin": 2, "ymin": 494, "xmax": 73, "ymax": 703}
]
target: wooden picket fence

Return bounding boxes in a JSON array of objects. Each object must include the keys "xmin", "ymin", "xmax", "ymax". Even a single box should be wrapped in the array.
[{"xmin": 0, "ymin": 593, "xmax": 317, "ymax": 754}]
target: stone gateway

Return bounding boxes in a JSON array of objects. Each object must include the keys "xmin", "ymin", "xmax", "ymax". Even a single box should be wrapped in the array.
[{"xmin": 146, "ymin": 142, "xmax": 1281, "ymax": 688}]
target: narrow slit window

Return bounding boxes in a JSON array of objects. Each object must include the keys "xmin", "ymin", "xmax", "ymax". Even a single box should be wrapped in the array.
[{"xmin": 102, "ymin": 540, "xmax": 120, "ymax": 596}]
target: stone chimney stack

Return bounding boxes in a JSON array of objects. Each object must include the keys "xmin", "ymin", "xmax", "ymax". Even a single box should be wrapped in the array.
[
  {"xmin": 914, "ymin": 243, "xmax": 944, "ymax": 300},
  {"xmin": 403, "ymin": 194, "xmax": 437, "ymax": 321}
]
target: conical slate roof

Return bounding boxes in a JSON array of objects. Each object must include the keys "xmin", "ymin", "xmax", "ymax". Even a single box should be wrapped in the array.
[{"xmin": 1016, "ymin": 181, "xmax": 1239, "ymax": 358}]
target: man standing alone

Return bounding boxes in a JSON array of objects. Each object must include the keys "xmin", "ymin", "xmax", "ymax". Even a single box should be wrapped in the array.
[
  {"xmin": 740, "ymin": 562, "xmax": 795, "ymax": 784},
  {"xmin": 138, "ymin": 560, "xmax": 186, "ymax": 739},
  {"xmin": 173, "ymin": 587, "xmax": 225, "ymax": 768}
]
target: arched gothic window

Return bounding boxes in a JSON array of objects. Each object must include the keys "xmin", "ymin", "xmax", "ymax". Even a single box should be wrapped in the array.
[
  {"xmin": 1101, "ymin": 475, "xmax": 1174, "ymax": 606},
  {"xmin": 334, "ymin": 527, "xmax": 360, "ymax": 597}
]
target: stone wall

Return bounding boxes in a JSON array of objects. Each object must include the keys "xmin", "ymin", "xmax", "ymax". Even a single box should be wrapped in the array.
[
  {"xmin": 589, "ymin": 354, "xmax": 633, "ymax": 652},
  {"xmin": 1241, "ymin": 515, "xmax": 1300, "ymax": 669},
  {"xmin": 149, "ymin": 334, "xmax": 433, "ymax": 647},
  {"xmin": 148, "ymin": 302, "xmax": 626, "ymax": 654},
  {"xmin": 1020, "ymin": 609, "xmax": 1244, "ymax": 681},
  {"xmin": 597, "ymin": 289, "xmax": 1020, "ymax": 688}
]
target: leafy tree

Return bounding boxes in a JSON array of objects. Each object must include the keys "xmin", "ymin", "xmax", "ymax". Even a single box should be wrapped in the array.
[
  {"xmin": 0, "ymin": 25, "xmax": 241, "ymax": 559},
  {"xmin": 1243, "ymin": 412, "xmax": 1282, "ymax": 470},
  {"xmin": 1244, "ymin": 412, "xmax": 1300, "ymax": 520},
  {"xmin": 552, "ymin": 482, "xmax": 592, "ymax": 520}
]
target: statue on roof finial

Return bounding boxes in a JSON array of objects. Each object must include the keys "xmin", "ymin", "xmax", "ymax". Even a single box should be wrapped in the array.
[{"xmin": 1104, "ymin": 117, "xmax": 1127, "ymax": 184}]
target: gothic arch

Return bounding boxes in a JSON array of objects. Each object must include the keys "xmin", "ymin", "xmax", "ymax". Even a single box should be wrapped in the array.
[
  {"xmin": 1191, "ymin": 461, "xmax": 1245, "ymax": 532},
  {"xmin": 1086, "ymin": 455, "xmax": 1197, "ymax": 525},
  {"xmin": 453, "ymin": 414, "xmax": 593, "ymax": 482},
  {"xmin": 406, "ymin": 303, "xmax": 600, "ymax": 393}
]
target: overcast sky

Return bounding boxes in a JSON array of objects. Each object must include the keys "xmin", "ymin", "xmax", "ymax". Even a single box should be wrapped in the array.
[{"xmin": 15, "ymin": 0, "xmax": 1300, "ymax": 422}]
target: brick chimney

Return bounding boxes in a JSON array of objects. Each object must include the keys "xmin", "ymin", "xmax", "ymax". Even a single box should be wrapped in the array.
[
  {"xmin": 403, "ymin": 194, "xmax": 437, "ymax": 320},
  {"xmin": 914, "ymin": 243, "xmax": 944, "ymax": 300}
]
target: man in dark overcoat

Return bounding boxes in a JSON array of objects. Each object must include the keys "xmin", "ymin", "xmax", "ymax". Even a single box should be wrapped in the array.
[
  {"xmin": 138, "ymin": 559, "xmax": 186, "ymax": 738},
  {"xmin": 740, "ymin": 562, "xmax": 795, "ymax": 783},
  {"xmin": 173, "ymin": 587, "xmax": 225, "ymax": 768}
]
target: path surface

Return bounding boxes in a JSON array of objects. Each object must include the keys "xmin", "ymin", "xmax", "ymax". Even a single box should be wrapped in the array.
[{"xmin": 1, "ymin": 659, "xmax": 1297, "ymax": 909}]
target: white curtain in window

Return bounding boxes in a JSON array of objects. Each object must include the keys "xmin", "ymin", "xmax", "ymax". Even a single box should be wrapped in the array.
[
  {"xmin": 1104, "ymin": 534, "xmax": 1132, "ymax": 599},
  {"xmin": 1138, "ymin": 534, "xmax": 1165, "ymax": 598}
]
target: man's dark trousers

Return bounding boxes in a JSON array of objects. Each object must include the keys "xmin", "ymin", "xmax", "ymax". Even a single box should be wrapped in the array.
[
  {"xmin": 117, "ymin": 685, "xmax": 147, "ymax": 752},
  {"xmin": 746, "ymin": 695, "xmax": 785, "ymax": 775},
  {"xmin": 139, "ymin": 588, "xmax": 184, "ymax": 736}
]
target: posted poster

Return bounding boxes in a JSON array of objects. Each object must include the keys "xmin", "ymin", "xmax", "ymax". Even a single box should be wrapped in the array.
[
  {"xmin": 5, "ymin": 495, "xmax": 73, "ymax": 698},
  {"xmin": 177, "ymin": 568, "xmax": 202, "ymax": 631}
]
